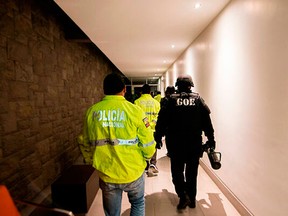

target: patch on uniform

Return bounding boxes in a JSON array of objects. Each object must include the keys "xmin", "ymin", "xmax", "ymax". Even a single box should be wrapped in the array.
[{"xmin": 143, "ymin": 117, "xmax": 150, "ymax": 128}]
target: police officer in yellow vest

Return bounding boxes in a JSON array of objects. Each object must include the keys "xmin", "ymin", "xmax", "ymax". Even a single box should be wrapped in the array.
[
  {"xmin": 82, "ymin": 73, "xmax": 156, "ymax": 216},
  {"xmin": 134, "ymin": 84, "xmax": 160, "ymax": 177},
  {"xmin": 154, "ymin": 91, "xmax": 162, "ymax": 103}
]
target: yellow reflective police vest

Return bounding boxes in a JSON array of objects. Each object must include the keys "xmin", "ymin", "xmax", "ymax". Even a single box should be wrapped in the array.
[
  {"xmin": 154, "ymin": 94, "xmax": 162, "ymax": 103},
  {"xmin": 77, "ymin": 134, "xmax": 94, "ymax": 164},
  {"xmin": 134, "ymin": 94, "xmax": 160, "ymax": 131},
  {"xmin": 83, "ymin": 95, "xmax": 156, "ymax": 184}
]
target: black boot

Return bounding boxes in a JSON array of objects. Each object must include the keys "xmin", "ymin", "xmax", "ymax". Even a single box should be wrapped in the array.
[
  {"xmin": 177, "ymin": 196, "xmax": 190, "ymax": 210},
  {"xmin": 188, "ymin": 198, "xmax": 196, "ymax": 208}
]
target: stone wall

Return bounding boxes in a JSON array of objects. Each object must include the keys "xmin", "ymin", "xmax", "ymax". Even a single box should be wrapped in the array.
[{"xmin": 0, "ymin": 0, "xmax": 119, "ymax": 201}]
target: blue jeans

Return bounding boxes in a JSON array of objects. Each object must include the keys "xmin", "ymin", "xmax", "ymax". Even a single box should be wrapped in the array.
[{"xmin": 99, "ymin": 173, "xmax": 145, "ymax": 216}]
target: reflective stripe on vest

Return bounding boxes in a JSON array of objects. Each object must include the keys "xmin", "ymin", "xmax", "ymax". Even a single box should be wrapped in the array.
[
  {"xmin": 91, "ymin": 137, "xmax": 139, "ymax": 146},
  {"xmin": 91, "ymin": 138, "xmax": 154, "ymax": 147},
  {"xmin": 141, "ymin": 140, "xmax": 155, "ymax": 147}
]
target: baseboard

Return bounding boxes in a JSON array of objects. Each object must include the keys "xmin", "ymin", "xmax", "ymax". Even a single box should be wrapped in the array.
[{"xmin": 200, "ymin": 159, "xmax": 254, "ymax": 216}]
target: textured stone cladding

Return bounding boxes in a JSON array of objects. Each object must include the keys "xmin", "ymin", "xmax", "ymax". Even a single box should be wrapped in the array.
[{"xmin": 0, "ymin": 0, "xmax": 118, "ymax": 201}]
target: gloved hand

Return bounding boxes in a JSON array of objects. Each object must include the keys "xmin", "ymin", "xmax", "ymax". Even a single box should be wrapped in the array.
[
  {"xmin": 202, "ymin": 143, "xmax": 210, "ymax": 152},
  {"xmin": 154, "ymin": 132, "xmax": 162, "ymax": 149},
  {"xmin": 206, "ymin": 140, "xmax": 216, "ymax": 150},
  {"xmin": 156, "ymin": 141, "xmax": 162, "ymax": 149}
]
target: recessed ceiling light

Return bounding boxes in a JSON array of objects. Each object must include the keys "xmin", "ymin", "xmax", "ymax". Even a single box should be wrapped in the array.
[
  {"xmin": 163, "ymin": 60, "xmax": 167, "ymax": 63},
  {"xmin": 195, "ymin": 3, "xmax": 202, "ymax": 9},
  {"xmin": 171, "ymin": 44, "xmax": 175, "ymax": 48}
]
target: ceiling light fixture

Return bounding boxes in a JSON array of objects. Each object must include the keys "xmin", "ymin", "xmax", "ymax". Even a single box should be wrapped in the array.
[
  {"xmin": 171, "ymin": 44, "xmax": 175, "ymax": 48},
  {"xmin": 195, "ymin": 3, "xmax": 202, "ymax": 9}
]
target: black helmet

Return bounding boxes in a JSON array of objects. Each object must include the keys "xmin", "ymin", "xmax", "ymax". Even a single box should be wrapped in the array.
[{"xmin": 175, "ymin": 74, "xmax": 194, "ymax": 88}]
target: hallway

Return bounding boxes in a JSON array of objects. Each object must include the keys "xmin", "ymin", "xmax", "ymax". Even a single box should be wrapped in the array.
[{"xmin": 86, "ymin": 147, "xmax": 240, "ymax": 216}]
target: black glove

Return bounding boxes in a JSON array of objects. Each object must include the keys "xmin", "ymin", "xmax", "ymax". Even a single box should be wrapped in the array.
[
  {"xmin": 202, "ymin": 143, "xmax": 209, "ymax": 152},
  {"xmin": 154, "ymin": 132, "xmax": 163, "ymax": 149},
  {"xmin": 156, "ymin": 141, "xmax": 162, "ymax": 149},
  {"xmin": 206, "ymin": 140, "xmax": 216, "ymax": 150}
]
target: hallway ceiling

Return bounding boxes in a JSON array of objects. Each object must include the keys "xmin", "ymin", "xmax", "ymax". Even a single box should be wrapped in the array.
[{"xmin": 54, "ymin": 0, "xmax": 230, "ymax": 79}]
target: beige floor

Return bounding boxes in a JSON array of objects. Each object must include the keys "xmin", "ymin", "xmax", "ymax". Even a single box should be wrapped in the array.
[{"xmin": 86, "ymin": 147, "xmax": 240, "ymax": 216}]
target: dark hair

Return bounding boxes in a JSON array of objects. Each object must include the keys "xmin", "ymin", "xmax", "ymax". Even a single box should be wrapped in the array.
[
  {"xmin": 103, "ymin": 73, "xmax": 125, "ymax": 95},
  {"xmin": 165, "ymin": 86, "xmax": 175, "ymax": 95},
  {"xmin": 142, "ymin": 84, "xmax": 150, "ymax": 94}
]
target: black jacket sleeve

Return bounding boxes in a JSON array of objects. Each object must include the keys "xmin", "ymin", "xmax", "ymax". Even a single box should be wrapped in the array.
[
  {"xmin": 154, "ymin": 106, "xmax": 168, "ymax": 143},
  {"xmin": 199, "ymin": 97, "xmax": 215, "ymax": 142}
]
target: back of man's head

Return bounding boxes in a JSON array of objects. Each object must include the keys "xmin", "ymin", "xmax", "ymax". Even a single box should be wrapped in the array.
[
  {"xmin": 165, "ymin": 86, "xmax": 175, "ymax": 95},
  {"xmin": 103, "ymin": 73, "xmax": 125, "ymax": 95},
  {"xmin": 142, "ymin": 84, "xmax": 151, "ymax": 94}
]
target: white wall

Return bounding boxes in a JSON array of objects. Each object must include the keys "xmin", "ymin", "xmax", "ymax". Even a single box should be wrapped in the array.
[{"xmin": 164, "ymin": 0, "xmax": 288, "ymax": 215}]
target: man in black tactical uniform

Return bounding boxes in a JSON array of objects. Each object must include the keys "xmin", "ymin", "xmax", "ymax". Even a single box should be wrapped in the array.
[
  {"xmin": 154, "ymin": 74, "xmax": 216, "ymax": 211},
  {"xmin": 160, "ymin": 86, "xmax": 175, "ymax": 109}
]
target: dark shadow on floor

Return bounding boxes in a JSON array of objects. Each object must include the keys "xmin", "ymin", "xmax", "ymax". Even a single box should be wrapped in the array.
[
  {"xmin": 198, "ymin": 193, "xmax": 227, "ymax": 216},
  {"xmin": 121, "ymin": 189, "xmax": 178, "ymax": 216}
]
